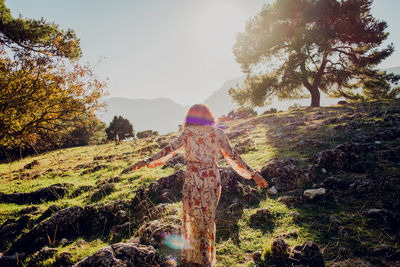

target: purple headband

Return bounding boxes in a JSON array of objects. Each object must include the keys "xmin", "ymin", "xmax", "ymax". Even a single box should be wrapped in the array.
[{"xmin": 186, "ymin": 116, "xmax": 214, "ymax": 126}]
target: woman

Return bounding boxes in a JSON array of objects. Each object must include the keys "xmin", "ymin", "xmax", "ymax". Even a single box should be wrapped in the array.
[{"xmin": 129, "ymin": 104, "xmax": 268, "ymax": 267}]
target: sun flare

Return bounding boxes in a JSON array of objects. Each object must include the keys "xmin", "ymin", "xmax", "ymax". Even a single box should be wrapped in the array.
[{"xmin": 193, "ymin": 2, "xmax": 247, "ymax": 49}]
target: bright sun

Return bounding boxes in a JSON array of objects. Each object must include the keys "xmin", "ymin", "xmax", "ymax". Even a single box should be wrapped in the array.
[{"xmin": 193, "ymin": 2, "xmax": 247, "ymax": 50}]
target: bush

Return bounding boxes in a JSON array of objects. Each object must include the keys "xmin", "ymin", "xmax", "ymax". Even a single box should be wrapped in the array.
[{"xmin": 136, "ymin": 130, "xmax": 159, "ymax": 139}]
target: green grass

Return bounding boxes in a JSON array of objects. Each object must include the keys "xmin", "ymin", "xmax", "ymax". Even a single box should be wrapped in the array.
[{"xmin": 1, "ymin": 100, "xmax": 400, "ymax": 266}]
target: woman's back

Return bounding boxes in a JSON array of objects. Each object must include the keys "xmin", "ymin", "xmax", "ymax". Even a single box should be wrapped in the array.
[{"xmin": 183, "ymin": 125, "xmax": 222, "ymax": 165}]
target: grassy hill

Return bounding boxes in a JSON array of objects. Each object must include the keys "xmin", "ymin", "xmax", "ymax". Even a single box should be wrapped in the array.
[{"xmin": 0, "ymin": 100, "xmax": 399, "ymax": 266}]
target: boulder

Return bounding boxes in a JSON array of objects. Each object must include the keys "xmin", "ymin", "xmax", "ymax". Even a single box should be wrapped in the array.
[
  {"xmin": 89, "ymin": 184, "xmax": 115, "ymax": 202},
  {"xmin": 135, "ymin": 220, "xmax": 180, "ymax": 248},
  {"xmin": 261, "ymin": 158, "xmax": 315, "ymax": 191},
  {"xmin": 291, "ymin": 241, "xmax": 325, "ymax": 267},
  {"xmin": 267, "ymin": 186, "xmax": 278, "ymax": 195},
  {"xmin": 73, "ymin": 243, "xmax": 160, "ymax": 267},
  {"xmin": 313, "ymin": 142, "xmax": 379, "ymax": 171},
  {"xmin": 249, "ymin": 209, "xmax": 272, "ymax": 225},
  {"xmin": 162, "ymin": 153, "xmax": 186, "ymax": 169}
]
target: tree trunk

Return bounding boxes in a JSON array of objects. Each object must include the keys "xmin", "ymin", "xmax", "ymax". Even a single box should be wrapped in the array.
[{"xmin": 309, "ymin": 86, "xmax": 320, "ymax": 107}]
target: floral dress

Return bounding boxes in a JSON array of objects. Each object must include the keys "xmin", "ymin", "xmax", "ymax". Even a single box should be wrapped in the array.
[{"xmin": 144, "ymin": 125, "xmax": 257, "ymax": 266}]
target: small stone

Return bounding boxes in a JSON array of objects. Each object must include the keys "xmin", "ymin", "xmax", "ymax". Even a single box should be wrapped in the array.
[
  {"xmin": 252, "ymin": 251, "xmax": 262, "ymax": 264},
  {"xmin": 290, "ymin": 211, "xmax": 300, "ymax": 222},
  {"xmin": 303, "ymin": 188, "xmax": 326, "ymax": 200},
  {"xmin": 321, "ymin": 168, "xmax": 327, "ymax": 174},
  {"xmin": 267, "ymin": 186, "xmax": 278, "ymax": 195}
]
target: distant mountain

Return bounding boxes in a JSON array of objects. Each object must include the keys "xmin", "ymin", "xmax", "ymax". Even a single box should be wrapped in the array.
[
  {"xmin": 97, "ymin": 97, "xmax": 188, "ymax": 135},
  {"xmin": 99, "ymin": 66, "xmax": 400, "ymax": 134},
  {"xmin": 386, "ymin": 66, "xmax": 400, "ymax": 75},
  {"xmin": 203, "ymin": 76, "xmax": 245, "ymax": 118}
]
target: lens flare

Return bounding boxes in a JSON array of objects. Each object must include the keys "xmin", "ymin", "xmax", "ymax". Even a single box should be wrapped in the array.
[{"xmin": 163, "ymin": 234, "xmax": 191, "ymax": 250}]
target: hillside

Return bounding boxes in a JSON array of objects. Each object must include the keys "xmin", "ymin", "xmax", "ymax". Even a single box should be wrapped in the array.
[{"xmin": 1, "ymin": 100, "xmax": 400, "ymax": 266}]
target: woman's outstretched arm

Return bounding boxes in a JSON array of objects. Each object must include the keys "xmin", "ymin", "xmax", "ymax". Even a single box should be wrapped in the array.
[
  {"xmin": 125, "ymin": 130, "xmax": 186, "ymax": 171},
  {"xmin": 220, "ymin": 130, "xmax": 268, "ymax": 188}
]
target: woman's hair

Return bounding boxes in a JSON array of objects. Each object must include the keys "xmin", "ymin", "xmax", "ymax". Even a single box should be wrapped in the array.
[{"xmin": 184, "ymin": 104, "xmax": 215, "ymax": 128}]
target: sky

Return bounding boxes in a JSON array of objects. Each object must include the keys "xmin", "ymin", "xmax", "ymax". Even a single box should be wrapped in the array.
[{"xmin": 6, "ymin": 0, "xmax": 400, "ymax": 106}]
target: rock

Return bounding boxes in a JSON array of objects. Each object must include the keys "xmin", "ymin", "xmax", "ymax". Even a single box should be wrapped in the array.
[
  {"xmin": 74, "ymin": 246, "xmax": 124, "ymax": 267},
  {"xmin": 320, "ymin": 177, "xmax": 348, "ymax": 190},
  {"xmin": 312, "ymin": 142, "xmax": 380, "ymax": 171},
  {"xmin": 110, "ymin": 222, "xmax": 134, "ymax": 241},
  {"xmin": 19, "ymin": 205, "xmax": 40, "ymax": 214},
  {"xmin": 81, "ymin": 164, "xmax": 108, "ymax": 175},
  {"xmin": 290, "ymin": 211, "xmax": 300, "ymax": 222},
  {"xmin": 376, "ymin": 127, "xmax": 400, "ymax": 141},
  {"xmin": 9, "ymin": 206, "xmax": 88, "ymax": 254},
  {"xmin": 132, "ymin": 171, "xmax": 184, "ymax": 206},
  {"xmin": 135, "ymin": 220, "xmax": 180, "ymax": 248},
  {"xmin": 30, "ymin": 247, "xmax": 58, "ymax": 265},
  {"xmin": 0, "ymin": 215, "xmax": 32, "ymax": 251},
  {"xmin": 71, "ymin": 185, "xmax": 93, "ymax": 197},
  {"xmin": 267, "ymin": 186, "xmax": 278, "ymax": 195},
  {"xmin": 295, "ymin": 241, "xmax": 325, "ymax": 267},
  {"xmin": 364, "ymin": 208, "xmax": 393, "ymax": 224},
  {"xmin": 349, "ymin": 180, "xmax": 373, "ymax": 194},
  {"xmin": 250, "ymin": 209, "xmax": 271, "ymax": 225},
  {"xmin": 243, "ymin": 186, "xmax": 261, "ymax": 206},
  {"xmin": 271, "ymin": 238, "xmax": 289, "ymax": 258},
  {"xmin": 234, "ymin": 138, "xmax": 256, "ymax": 154},
  {"xmin": 161, "ymin": 153, "xmax": 186, "ymax": 169},
  {"xmin": 24, "ymin": 160, "xmax": 39, "ymax": 169},
  {"xmin": 90, "ymin": 184, "xmax": 115, "ymax": 202},
  {"xmin": 54, "ymin": 252, "xmax": 73, "ymax": 267},
  {"xmin": 73, "ymin": 243, "xmax": 160, "ymax": 267},
  {"xmin": 36, "ymin": 204, "xmax": 63, "ymax": 222},
  {"xmin": 261, "ymin": 158, "xmax": 315, "ymax": 191},
  {"xmin": 303, "ymin": 188, "xmax": 326, "ymax": 200},
  {"xmin": 0, "ymin": 252, "xmax": 26, "ymax": 267},
  {"xmin": 252, "ymin": 251, "xmax": 262, "ymax": 265},
  {"xmin": 0, "ymin": 183, "xmax": 72, "ymax": 204}
]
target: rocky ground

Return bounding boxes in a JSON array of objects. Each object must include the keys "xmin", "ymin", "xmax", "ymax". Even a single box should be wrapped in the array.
[{"xmin": 0, "ymin": 100, "xmax": 399, "ymax": 266}]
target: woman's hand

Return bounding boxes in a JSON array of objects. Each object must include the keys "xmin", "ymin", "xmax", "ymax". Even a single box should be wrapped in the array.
[
  {"xmin": 253, "ymin": 173, "xmax": 268, "ymax": 188},
  {"xmin": 121, "ymin": 160, "xmax": 147, "ymax": 174},
  {"xmin": 131, "ymin": 160, "xmax": 147, "ymax": 170}
]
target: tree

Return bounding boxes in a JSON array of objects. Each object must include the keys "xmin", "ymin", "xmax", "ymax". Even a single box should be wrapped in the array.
[
  {"xmin": 0, "ymin": 0, "xmax": 106, "ymax": 153},
  {"xmin": 0, "ymin": 0, "xmax": 81, "ymax": 60},
  {"xmin": 353, "ymin": 71, "xmax": 400, "ymax": 100},
  {"xmin": 106, "ymin": 116, "xmax": 134, "ymax": 141},
  {"xmin": 231, "ymin": 0, "xmax": 394, "ymax": 107}
]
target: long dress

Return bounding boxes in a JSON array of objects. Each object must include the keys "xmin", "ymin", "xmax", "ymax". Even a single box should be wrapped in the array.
[{"xmin": 144, "ymin": 125, "xmax": 257, "ymax": 266}]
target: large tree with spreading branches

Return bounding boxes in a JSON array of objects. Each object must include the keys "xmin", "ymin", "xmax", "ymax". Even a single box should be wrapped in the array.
[{"xmin": 231, "ymin": 0, "xmax": 395, "ymax": 107}]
